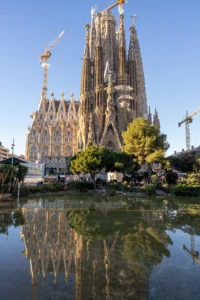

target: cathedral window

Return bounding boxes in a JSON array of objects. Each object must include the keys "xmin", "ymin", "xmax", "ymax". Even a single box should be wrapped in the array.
[
  {"xmin": 32, "ymin": 130, "xmax": 36, "ymax": 136},
  {"xmin": 44, "ymin": 130, "xmax": 48, "ymax": 136},
  {"xmin": 40, "ymin": 114, "xmax": 43, "ymax": 120},
  {"xmin": 55, "ymin": 130, "xmax": 60, "ymax": 136},
  {"xmin": 31, "ymin": 145, "xmax": 37, "ymax": 152},
  {"xmin": 30, "ymin": 152, "xmax": 37, "ymax": 161},
  {"xmin": 50, "ymin": 115, "xmax": 53, "ymax": 120},
  {"xmin": 43, "ymin": 145, "xmax": 49, "ymax": 153},
  {"xmin": 65, "ymin": 146, "xmax": 72, "ymax": 157},
  {"xmin": 54, "ymin": 145, "xmax": 61, "ymax": 153}
]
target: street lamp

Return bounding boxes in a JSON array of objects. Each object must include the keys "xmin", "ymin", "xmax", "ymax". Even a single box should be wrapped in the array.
[{"xmin": 11, "ymin": 139, "xmax": 15, "ymax": 167}]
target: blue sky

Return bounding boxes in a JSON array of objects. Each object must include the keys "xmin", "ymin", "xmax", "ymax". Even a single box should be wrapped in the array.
[{"xmin": 0, "ymin": 0, "xmax": 200, "ymax": 156}]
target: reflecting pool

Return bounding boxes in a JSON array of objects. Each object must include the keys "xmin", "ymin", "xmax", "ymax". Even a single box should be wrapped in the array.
[{"xmin": 0, "ymin": 196, "xmax": 200, "ymax": 299}]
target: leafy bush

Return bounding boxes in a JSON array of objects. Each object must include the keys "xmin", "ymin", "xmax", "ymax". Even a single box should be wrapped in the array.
[
  {"xmin": 173, "ymin": 185, "xmax": 200, "ymax": 196},
  {"xmin": 107, "ymin": 182, "xmax": 122, "ymax": 191},
  {"xmin": 19, "ymin": 186, "xmax": 30, "ymax": 196},
  {"xmin": 17, "ymin": 182, "xmax": 65, "ymax": 197},
  {"xmin": 165, "ymin": 170, "xmax": 178, "ymax": 185},
  {"xmin": 141, "ymin": 184, "xmax": 156, "ymax": 195},
  {"xmin": 122, "ymin": 181, "xmax": 128, "ymax": 190},
  {"xmin": 67, "ymin": 181, "xmax": 94, "ymax": 192},
  {"xmin": 107, "ymin": 189, "xmax": 117, "ymax": 196},
  {"xmin": 186, "ymin": 173, "xmax": 200, "ymax": 186}
]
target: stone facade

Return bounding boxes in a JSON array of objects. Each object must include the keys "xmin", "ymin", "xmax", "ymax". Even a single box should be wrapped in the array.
[
  {"xmin": 78, "ymin": 9, "xmax": 160, "ymax": 151},
  {"xmin": 25, "ymin": 93, "xmax": 79, "ymax": 172},
  {"xmin": 25, "ymin": 6, "xmax": 160, "ymax": 169}
]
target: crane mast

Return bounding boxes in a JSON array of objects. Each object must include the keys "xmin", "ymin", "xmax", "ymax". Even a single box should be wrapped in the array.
[
  {"xmin": 39, "ymin": 30, "xmax": 66, "ymax": 100},
  {"xmin": 185, "ymin": 111, "xmax": 191, "ymax": 151},
  {"xmin": 178, "ymin": 107, "xmax": 200, "ymax": 151}
]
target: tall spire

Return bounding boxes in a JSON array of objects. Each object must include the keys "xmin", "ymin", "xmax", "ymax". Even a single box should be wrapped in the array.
[
  {"xmin": 153, "ymin": 108, "xmax": 160, "ymax": 130},
  {"xmin": 94, "ymin": 13, "xmax": 104, "ymax": 108},
  {"xmin": 80, "ymin": 24, "xmax": 92, "ymax": 116},
  {"xmin": 128, "ymin": 26, "xmax": 135, "ymax": 61},
  {"xmin": 148, "ymin": 106, "xmax": 152, "ymax": 125},
  {"xmin": 129, "ymin": 18, "xmax": 148, "ymax": 117},
  {"xmin": 79, "ymin": 24, "xmax": 93, "ymax": 149},
  {"xmin": 89, "ymin": 6, "xmax": 96, "ymax": 60},
  {"xmin": 128, "ymin": 26, "xmax": 138, "ymax": 111},
  {"xmin": 118, "ymin": 12, "xmax": 127, "ymax": 85}
]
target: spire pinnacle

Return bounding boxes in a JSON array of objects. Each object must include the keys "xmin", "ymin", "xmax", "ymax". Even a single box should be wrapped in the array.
[
  {"xmin": 96, "ymin": 13, "xmax": 102, "ymax": 46},
  {"xmin": 71, "ymin": 93, "xmax": 74, "ymax": 101},
  {"xmin": 119, "ymin": 13, "xmax": 125, "ymax": 47},
  {"xmin": 148, "ymin": 106, "xmax": 152, "ymax": 125},
  {"xmin": 90, "ymin": 6, "xmax": 97, "ymax": 59},
  {"xmin": 130, "ymin": 14, "xmax": 137, "ymax": 26},
  {"xmin": 91, "ymin": 5, "xmax": 97, "ymax": 18},
  {"xmin": 83, "ymin": 24, "xmax": 90, "ymax": 58},
  {"xmin": 118, "ymin": 1, "xmax": 124, "ymax": 16}
]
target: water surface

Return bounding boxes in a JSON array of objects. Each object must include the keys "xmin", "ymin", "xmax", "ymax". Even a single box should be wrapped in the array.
[{"xmin": 0, "ymin": 196, "xmax": 200, "ymax": 299}]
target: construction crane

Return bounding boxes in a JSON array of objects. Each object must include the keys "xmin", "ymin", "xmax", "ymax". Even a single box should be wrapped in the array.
[
  {"xmin": 178, "ymin": 107, "xmax": 200, "ymax": 151},
  {"xmin": 183, "ymin": 239, "xmax": 200, "ymax": 265},
  {"xmin": 39, "ymin": 30, "xmax": 66, "ymax": 99},
  {"xmin": 99, "ymin": 0, "xmax": 126, "ymax": 14}
]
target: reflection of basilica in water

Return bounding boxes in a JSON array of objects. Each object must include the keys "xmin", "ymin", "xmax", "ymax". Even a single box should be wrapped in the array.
[
  {"xmin": 1, "ymin": 199, "xmax": 200, "ymax": 300},
  {"xmin": 20, "ymin": 201, "xmax": 166, "ymax": 300}
]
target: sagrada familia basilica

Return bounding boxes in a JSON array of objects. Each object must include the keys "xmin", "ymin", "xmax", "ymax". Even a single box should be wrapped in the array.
[{"xmin": 25, "ymin": 1, "xmax": 160, "ymax": 173}]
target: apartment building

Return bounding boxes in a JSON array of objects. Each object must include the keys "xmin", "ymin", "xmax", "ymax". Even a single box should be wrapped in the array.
[{"xmin": 0, "ymin": 142, "xmax": 9, "ymax": 161}]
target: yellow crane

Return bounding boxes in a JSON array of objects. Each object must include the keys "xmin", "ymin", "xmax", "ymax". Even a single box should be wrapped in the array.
[
  {"xmin": 183, "ymin": 242, "xmax": 200, "ymax": 265},
  {"xmin": 99, "ymin": 0, "xmax": 126, "ymax": 14},
  {"xmin": 178, "ymin": 107, "xmax": 200, "ymax": 151},
  {"xmin": 39, "ymin": 30, "xmax": 66, "ymax": 99}
]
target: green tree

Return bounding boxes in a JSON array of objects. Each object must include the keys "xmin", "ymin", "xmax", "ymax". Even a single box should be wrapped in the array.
[
  {"xmin": 16, "ymin": 165, "xmax": 28, "ymax": 183},
  {"xmin": 122, "ymin": 118, "xmax": 169, "ymax": 181},
  {"xmin": 194, "ymin": 153, "xmax": 200, "ymax": 173},
  {"xmin": 112, "ymin": 151, "xmax": 139, "ymax": 175},
  {"xmin": 0, "ymin": 165, "xmax": 16, "ymax": 185},
  {"xmin": 70, "ymin": 146, "xmax": 113, "ymax": 187},
  {"xmin": 167, "ymin": 152, "xmax": 196, "ymax": 173},
  {"xmin": 186, "ymin": 173, "xmax": 200, "ymax": 186},
  {"xmin": 0, "ymin": 165, "xmax": 16, "ymax": 192},
  {"xmin": 165, "ymin": 170, "xmax": 178, "ymax": 185}
]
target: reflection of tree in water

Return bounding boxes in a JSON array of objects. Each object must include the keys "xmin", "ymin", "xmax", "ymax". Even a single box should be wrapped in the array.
[
  {"xmin": 123, "ymin": 223, "xmax": 172, "ymax": 277},
  {"xmin": 0, "ymin": 210, "xmax": 25, "ymax": 235},
  {"xmin": 68, "ymin": 209, "xmax": 173, "ymax": 299}
]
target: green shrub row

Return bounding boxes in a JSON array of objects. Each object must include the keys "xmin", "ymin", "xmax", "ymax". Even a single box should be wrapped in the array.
[
  {"xmin": 173, "ymin": 185, "xmax": 200, "ymax": 196},
  {"xmin": 67, "ymin": 181, "xmax": 94, "ymax": 192},
  {"xmin": 18, "ymin": 182, "xmax": 65, "ymax": 197}
]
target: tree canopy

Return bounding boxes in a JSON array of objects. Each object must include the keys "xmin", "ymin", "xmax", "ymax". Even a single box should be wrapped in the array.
[
  {"xmin": 70, "ymin": 146, "xmax": 113, "ymax": 182},
  {"xmin": 70, "ymin": 146, "xmax": 137, "ymax": 181},
  {"xmin": 122, "ymin": 118, "xmax": 169, "ymax": 165},
  {"xmin": 110, "ymin": 151, "xmax": 139, "ymax": 174}
]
